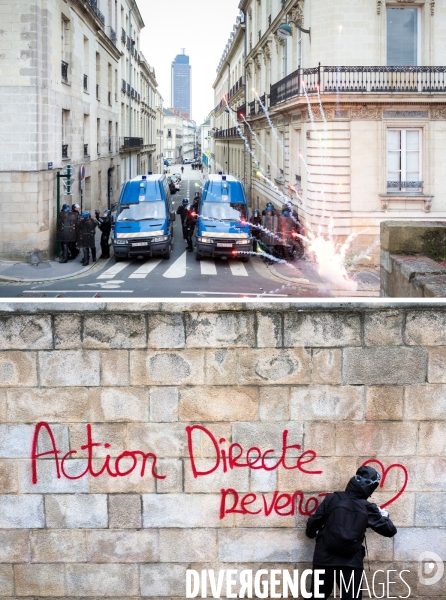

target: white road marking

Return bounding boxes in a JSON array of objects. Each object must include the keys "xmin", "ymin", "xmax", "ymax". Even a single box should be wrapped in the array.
[
  {"xmin": 229, "ymin": 261, "xmax": 249, "ymax": 277},
  {"xmin": 97, "ymin": 261, "xmax": 132, "ymax": 279},
  {"xmin": 44, "ymin": 290, "xmax": 133, "ymax": 293},
  {"xmin": 163, "ymin": 251, "xmax": 187, "ymax": 279},
  {"xmin": 129, "ymin": 259, "xmax": 162, "ymax": 279},
  {"xmin": 200, "ymin": 260, "xmax": 217, "ymax": 275}
]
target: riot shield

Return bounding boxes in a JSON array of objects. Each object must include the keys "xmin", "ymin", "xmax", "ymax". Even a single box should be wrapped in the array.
[{"xmin": 57, "ymin": 212, "xmax": 78, "ymax": 243}]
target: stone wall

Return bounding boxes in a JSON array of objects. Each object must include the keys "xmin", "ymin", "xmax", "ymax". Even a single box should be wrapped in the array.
[{"xmin": 0, "ymin": 302, "xmax": 445, "ymax": 598}]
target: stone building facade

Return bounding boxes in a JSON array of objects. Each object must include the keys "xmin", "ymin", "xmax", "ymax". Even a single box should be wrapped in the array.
[
  {"xmin": 213, "ymin": 0, "xmax": 446, "ymax": 261},
  {"xmin": 163, "ymin": 108, "xmax": 184, "ymax": 164},
  {"xmin": 0, "ymin": 0, "xmax": 161, "ymax": 261},
  {"xmin": 0, "ymin": 302, "xmax": 445, "ymax": 598}
]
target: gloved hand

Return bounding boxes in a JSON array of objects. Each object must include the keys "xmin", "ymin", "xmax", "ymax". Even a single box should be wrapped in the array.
[
  {"xmin": 95, "ymin": 210, "xmax": 100, "ymax": 218},
  {"xmin": 378, "ymin": 507, "xmax": 389, "ymax": 518}
]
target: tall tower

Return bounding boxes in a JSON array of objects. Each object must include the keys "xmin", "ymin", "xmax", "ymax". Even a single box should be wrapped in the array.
[{"xmin": 171, "ymin": 50, "xmax": 191, "ymax": 119}]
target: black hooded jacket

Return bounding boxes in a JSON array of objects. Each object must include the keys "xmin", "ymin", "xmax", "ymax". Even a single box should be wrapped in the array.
[{"xmin": 306, "ymin": 467, "xmax": 397, "ymax": 568}]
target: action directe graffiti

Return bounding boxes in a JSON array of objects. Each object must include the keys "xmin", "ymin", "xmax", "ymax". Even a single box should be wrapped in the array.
[{"xmin": 31, "ymin": 422, "xmax": 408, "ymax": 520}]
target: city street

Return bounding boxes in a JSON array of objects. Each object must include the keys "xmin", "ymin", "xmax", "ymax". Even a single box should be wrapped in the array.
[{"xmin": 0, "ymin": 166, "xmax": 335, "ymax": 299}]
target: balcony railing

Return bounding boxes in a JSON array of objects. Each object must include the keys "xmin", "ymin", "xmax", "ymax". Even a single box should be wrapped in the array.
[
  {"xmin": 249, "ymin": 100, "xmax": 256, "ymax": 116},
  {"xmin": 83, "ymin": 74, "xmax": 88, "ymax": 91},
  {"xmin": 127, "ymin": 83, "xmax": 130, "ymax": 95},
  {"xmin": 387, "ymin": 181, "xmax": 423, "ymax": 193},
  {"xmin": 257, "ymin": 94, "xmax": 266, "ymax": 114},
  {"xmin": 120, "ymin": 137, "xmax": 143, "ymax": 150},
  {"xmin": 62, "ymin": 144, "xmax": 68, "ymax": 159},
  {"xmin": 121, "ymin": 79, "xmax": 126, "ymax": 92},
  {"xmin": 84, "ymin": 0, "xmax": 105, "ymax": 24},
  {"xmin": 270, "ymin": 65, "xmax": 446, "ymax": 106},
  {"xmin": 214, "ymin": 127, "xmax": 239, "ymax": 139},
  {"xmin": 61, "ymin": 61, "xmax": 68, "ymax": 82},
  {"xmin": 84, "ymin": 144, "xmax": 89, "ymax": 156},
  {"xmin": 107, "ymin": 26, "xmax": 117, "ymax": 45}
]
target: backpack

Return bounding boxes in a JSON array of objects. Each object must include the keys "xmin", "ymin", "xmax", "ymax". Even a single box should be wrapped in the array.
[{"xmin": 322, "ymin": 492, "xmax": 369, "ymax": 558}]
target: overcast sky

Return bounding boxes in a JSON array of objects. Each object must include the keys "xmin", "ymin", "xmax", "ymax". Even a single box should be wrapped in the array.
[{"xmin": 138, "ymin": 0, "xmax": 241, "ymax": 125}]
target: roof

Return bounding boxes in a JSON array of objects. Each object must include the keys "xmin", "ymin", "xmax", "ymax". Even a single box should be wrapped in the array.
[
  {"xmin": 207, "ymin": 174, "xmax": 240, "ymax": 183},
  {"xmin": 130, "ymin": 174, "xmax": 164, "ymax": 182}
]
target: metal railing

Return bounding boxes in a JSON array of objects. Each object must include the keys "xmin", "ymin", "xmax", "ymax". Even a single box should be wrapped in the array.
[
  {"xmin": 257, "ymin": 94, "xmax": 266, "ymax": 114},
  {"xmin": 270, "ymin": 64, "xmax": 446, "ymax": 106},
  {"xmin": 107, "ymin": 26, "xmax": 116, "ymax": 45},
  {"xmin": 249, "ymin": 100, "xmax": 256, "ymax": 116},
  {"xmin": 387, "ymin": 181, "xmax": 423, "ymax": 192},
  {"xmin": 61, "ymin": 61, "xmax": 68, "ymax": 82},
  {"xmin": 62, "ymin": 144, "xmax": 68, "ymax": 159},
  {"xmin": 84, "ymin": 0, "xmax": 105, "ymax": 24},
  {"xmin": 84, "ymin": 144, "xmax": 89, "ymax": 156},
  {"xmin": 214, "ymin": 127, "xmax": 239, "ymax": 139},
  {"xmin": 127, "ymin": 83, "xmax": 130, "ymax": 95},
  {"xmin": 121, "ymin": 79, "xmax": 126, "ymax": 92},
  {"xmin": 120, "ymin": 137, "xmax": 143, "ymax": 150},
  {"xmin": 83, "ymin": 74, "xmax": 88, "ymax": 91},
  {"xmin": 213, "ymin": 76, "xmax": 245, "ymax": 114}
]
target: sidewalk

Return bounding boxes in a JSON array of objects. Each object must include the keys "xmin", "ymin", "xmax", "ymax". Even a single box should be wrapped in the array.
[{"xmin": 0, "ymin": 230, "xmax": 109, "ymax": 283}]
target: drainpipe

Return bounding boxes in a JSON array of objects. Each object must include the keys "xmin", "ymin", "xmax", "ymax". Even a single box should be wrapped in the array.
[{"xmin": 128, "ymin": 0, "xmax": 136, "ymax": 178}]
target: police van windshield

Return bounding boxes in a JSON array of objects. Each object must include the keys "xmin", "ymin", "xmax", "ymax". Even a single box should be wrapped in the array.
[
  {"xmin": 117, "ymin": 201, "xmax": 166, "ymax": 221},
  {"xmin": 201, "ymin": 202, "xmax": 247, "ymax": 222},
  {"xmin": 123, "ymin": 181, "xmax": 161, "ymax": 203}
]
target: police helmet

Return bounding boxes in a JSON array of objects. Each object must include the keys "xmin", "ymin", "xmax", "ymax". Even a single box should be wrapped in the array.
[
  {"xmin": 182, "ymin": 198, "xmax": 189, "ymax": 205},
  {"xmin": 282, "ymin": 210, "xmax": 291, "ymax": 217},
  {"xmin": 266, "ymin": 202, "xmax": 274, "ymax": 210},
  {"xmin": 253, "ymin": 209, "xmax": 260, "ymax": 216},
  {"xmin": 61, "ymin": 204, "xmax": 70, "ymax": 212},
  {"xmin": 104, "ymin": 209, "xmax": 111, "ymax": 216},
  {"xmin": 72, "ymin": 203, "xmax": 80, "ymax": 211},
  {"xmin": 80, "ymin": 212, "xmax": 91, "ymax": 219}
]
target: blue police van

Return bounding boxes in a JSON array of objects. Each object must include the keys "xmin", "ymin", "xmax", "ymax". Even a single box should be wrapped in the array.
[
  {"xmin": 195, "ymin": 174, "xmax": 252, "ymax": 262},
  {"xmin": 113, "ymin": 174, "xmax": 175, "ymax": 262}
]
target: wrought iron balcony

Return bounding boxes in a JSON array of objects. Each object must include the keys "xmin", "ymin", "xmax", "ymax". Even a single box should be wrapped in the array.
[
  {"xmin": 257, "ymin": 94, "xmax": 266, "ymax": 114},
  {"xmin": 107, "ymin": 26, "xmax": 116, "ymax": 45},
  {"xmin": 249, "ymin": 100, "xmax": 256, "ymax": 116},
  {"xmin": 121, "ymin": 79, "xmax": 126, "ymax": 92},
  {"xmin": 127, "ymin": 83, "xmax": 130, "ymax": 95},
  {"xmin": 270, "ymin": 65, "xmax": 446, "ymax": 107},
  {"xmin": 83, "ymin": 74, "xmax": 88, "ymax": 91},
  {"xmin": 61, "ymin": 61, "xmax": 68, "ymax": 82},
  {"xmin": 84, "ymin": 144, "xmax": 89, "ymax": 156},
  {"xmin": 387, "ymin": 181, "xmax": 423, "ymax": 193},
  {"xmin": 62, "ymin": 144, "xmax": 68, "ymax": 159},
  {"xmin": 214, "ymin": 127, "xmax": 239, "ymax": 139},
  {"xmin": 120, "ymin": 137, "xmax": 143, "ymax": 150},
  {"xmin": 85, "ymin": 0, "xmax": 104, "ymax": 24}
]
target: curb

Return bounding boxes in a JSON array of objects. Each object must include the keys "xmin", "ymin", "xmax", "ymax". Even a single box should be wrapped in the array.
[{"xmin": 0, "ymin": 256, "xmax": 112, "ymax": 284}]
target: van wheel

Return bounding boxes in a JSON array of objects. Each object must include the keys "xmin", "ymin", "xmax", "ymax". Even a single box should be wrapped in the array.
[
  {"xmin": 162, "ymin": 246, "xmax": 172, "ymax": 260},
  {"xmin": 195, "ymin": 252, "xmax": 202, "ymax": 261}
]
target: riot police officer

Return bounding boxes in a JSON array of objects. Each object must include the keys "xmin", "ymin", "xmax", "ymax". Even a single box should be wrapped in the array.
[
  {"xmin": 68, "ymin": 204, "xmax": 81, "ymax": 260},
  {"xmin": 262, "ymin": 202, "xmax": 276, "ymax": 216},
  {"xmin": 184, "ymin": 204, "xmax": 198, "ymax": 252},
  {"xmin": 78, "ymin": 212, "xmax": 97, "ymax": 266},
  {"xmin": 250, "ymin": 209, "xmax": 262, "ymax": 251},
  {"xmin": 192, "ymin": 192, "xmax": 201, "ymax": 214},
  {"xmin": 176, "ymin": 198, "xmax": 189, "ymax": 240},
  {"xmin": 57, "ymin": 204, "xmax": 78, "ymax": 263},
  {"xmin": 95, "ymin": 209, "xmax": 112, "ymax": 259}
]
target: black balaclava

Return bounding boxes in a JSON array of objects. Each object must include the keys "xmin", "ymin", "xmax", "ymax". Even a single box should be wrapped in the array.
[{"xmin": 345, "ymin": 465, "xmax": 380, "ymax": 499}]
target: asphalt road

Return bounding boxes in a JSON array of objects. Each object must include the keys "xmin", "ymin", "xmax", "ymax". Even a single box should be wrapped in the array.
[{"xmin": 1, "ymin": 166, "xmax": 327, "ymax": 299}]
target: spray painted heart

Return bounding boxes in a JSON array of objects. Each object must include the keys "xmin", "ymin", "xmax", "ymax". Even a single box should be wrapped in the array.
[{"xmin": 362, "ymin": 459, "xmax": 408, "ymax": 509}]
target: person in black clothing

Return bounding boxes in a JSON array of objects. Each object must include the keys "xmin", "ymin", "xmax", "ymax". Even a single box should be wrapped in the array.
[
  {"xmin": 78, "ymin": 212, "xmax": 97, "ymax": 266},
  {"xmin": 192, "ymin": 192, "xmax": 200, "ymax": 213},
  {"xmin": 184, "ymin": 204, "xmax": 197, "ymax": 251},
  {"xmin": 176, "ymin": 198, "xmax": 189, "ymax": 240},
  {"xmin": 68, "ymin": 203, "xmax": 81, "ymax": 259},
  {"xmin": 249, "ymin": 209, "xmax": 262, "ymax": 252},
  {"xmin": 306, "ymin": 465, "xmax": 397, "ymax": 600},
  {"xmin": 95, "ymin": 209, "xmax": 112, "ymax": 259},
  {"xmin": 57, "ymin": 204, "xmax": 78, "ymax": 263}
]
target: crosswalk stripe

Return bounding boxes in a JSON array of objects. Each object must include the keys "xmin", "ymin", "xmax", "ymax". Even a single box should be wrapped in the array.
[
  {"xmin": 129, "ymin": 259, "xmax": 162, "ymax": 279},
  {"xmin": 97, "ymin": 261, "xmax": 133, "ymax": 279},
  {"xmin": 163, "ymin": 251, "xmax": 187, "ymax": 279},
  {"xmin": 200, "ymin": 260, "xmax": 217, "ymax": 275},
  {"xmin": 229, "ymin": 261, "xmax": 249, "ymax": 277}
]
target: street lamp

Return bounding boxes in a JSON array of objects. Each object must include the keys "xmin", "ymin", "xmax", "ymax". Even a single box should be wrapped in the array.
[{"xmin": 277, "ymin": 21, "xmax": 310, "ymax": 38}]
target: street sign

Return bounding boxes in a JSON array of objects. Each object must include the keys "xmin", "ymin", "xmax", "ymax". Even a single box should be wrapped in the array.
[
  {"xmin": 80, "ymin": 165, "xmax": 86, "ymax": 180},
  {"xmin": 48, "ymin": 162, "xmax": 53, "ymax": 170},
  {"xmin": 61, "ymin": 165, "xmax": 76, "ymax": 176}
]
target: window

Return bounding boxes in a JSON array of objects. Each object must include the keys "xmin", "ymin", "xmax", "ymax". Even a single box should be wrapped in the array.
[
  {"xmin": 387, "ymin": 8, "xmax": 419, "ymax": 66},
  {"xmin": 387, "ymin": 129, "xmax": 422, "ymax": 192}
]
